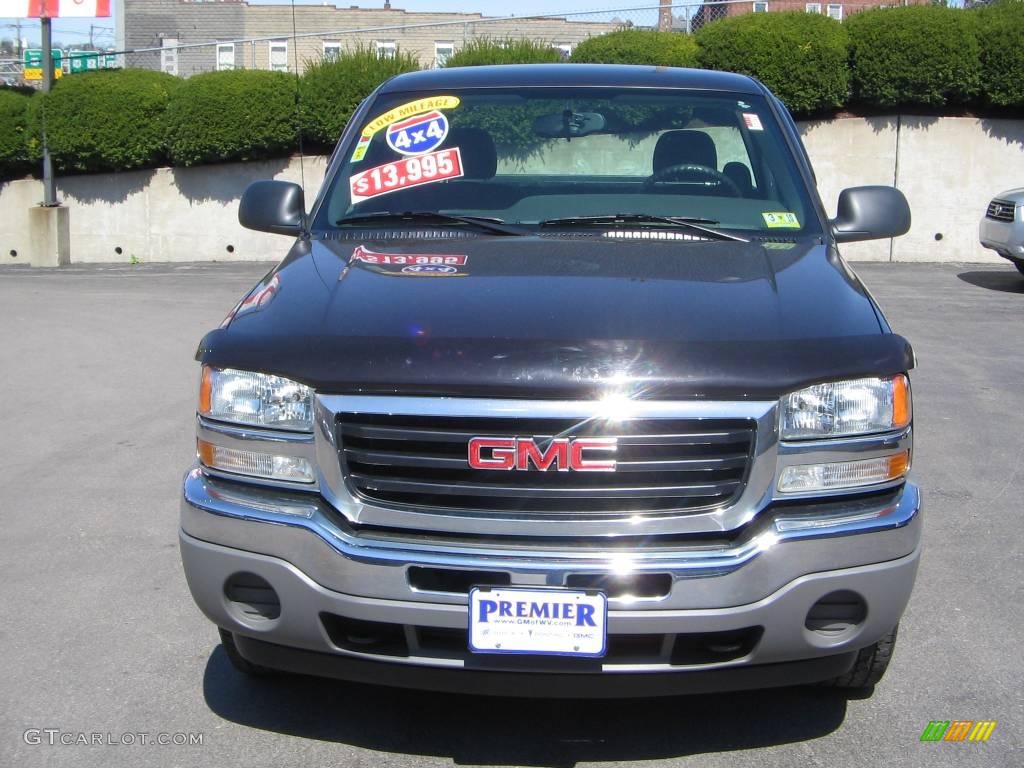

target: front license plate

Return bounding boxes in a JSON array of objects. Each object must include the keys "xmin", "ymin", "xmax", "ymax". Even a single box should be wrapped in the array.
[{"xmin": 468, "ymin": 587, "xmax": 607, "ymax": 658}]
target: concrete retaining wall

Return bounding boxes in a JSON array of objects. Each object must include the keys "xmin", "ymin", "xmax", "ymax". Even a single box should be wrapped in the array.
[{"xmin": 2, "ymin": 116, "xmax": 1022, "ymax": 265}]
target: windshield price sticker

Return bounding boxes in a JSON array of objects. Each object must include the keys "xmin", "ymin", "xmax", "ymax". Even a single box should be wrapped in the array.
[
  {"xmin": 349, "ymin": 148, "xmax": 463, "ymax": 203},
  {"xmin": 387, "ymin": 110, "xmax": 449, "ymax": 156},
  {"xmin": 762, "ymin": 211, "xmax": 800, "ymax": 228},
  {"xmin": 351, "ymin": 245, "xmax": 467, "ymax": 266},
  {"xmin": 742, "ymin": 112, "xmax": 764, "ymax": 131}
]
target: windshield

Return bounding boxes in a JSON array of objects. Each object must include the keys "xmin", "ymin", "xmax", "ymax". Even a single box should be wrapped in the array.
[{"xmin": 314, "ymin": 87, "xmax": 820, "ymax": 235}]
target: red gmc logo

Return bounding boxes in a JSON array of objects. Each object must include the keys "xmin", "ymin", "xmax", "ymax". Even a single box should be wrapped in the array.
[{"xmin": 467, "ymin": 437, "xmax": 617, "ymax": 472}]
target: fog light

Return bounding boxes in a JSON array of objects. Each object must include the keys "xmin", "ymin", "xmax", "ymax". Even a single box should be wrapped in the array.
[
  {"xmin": 198, "ymin": 440, "xmax": 315, "ymax": 483},
  {"xmin": 778, "ymin": 451, "xmax": 909, "ymax": 493}
]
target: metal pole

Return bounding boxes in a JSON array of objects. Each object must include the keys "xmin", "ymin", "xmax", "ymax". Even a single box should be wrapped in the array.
[{"xmin": 41, "ymin": 16, "xmax": 57, "ymax": 207}]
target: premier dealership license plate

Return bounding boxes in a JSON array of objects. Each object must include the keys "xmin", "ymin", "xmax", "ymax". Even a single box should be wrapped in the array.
[{"xmin": 468, "ymin": 587, "xmax": 607, "ymax": 658}]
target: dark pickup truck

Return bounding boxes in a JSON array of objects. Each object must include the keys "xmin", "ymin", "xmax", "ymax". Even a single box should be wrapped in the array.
[{"xmin": 180, "ymin": 64, "xmax": 920, "ymax": 697}]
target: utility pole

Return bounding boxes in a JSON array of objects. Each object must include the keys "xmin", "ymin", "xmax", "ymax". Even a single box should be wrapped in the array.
[{"xmin": 15, "ymin": 19, "xmax": 22, "ymax": 56}]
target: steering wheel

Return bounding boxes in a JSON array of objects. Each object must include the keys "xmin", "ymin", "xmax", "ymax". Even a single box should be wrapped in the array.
[{"xmin": 645, "ymin": 163, "xmax": 742, "ymax": 196}]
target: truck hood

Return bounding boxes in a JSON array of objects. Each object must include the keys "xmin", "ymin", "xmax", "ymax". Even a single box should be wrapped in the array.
[{"xmin": 198, "ymin": 235, "xmax": 913, "ymax": 399}]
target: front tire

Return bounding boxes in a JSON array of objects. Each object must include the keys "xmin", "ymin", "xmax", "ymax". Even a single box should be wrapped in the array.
[
  {"xmin": 219, "ymin": 628, "xmax": 276, "ymax": 677},
  {"xmin": 822, "ymin": 624, "xmax": 899, "ymax": 690}
]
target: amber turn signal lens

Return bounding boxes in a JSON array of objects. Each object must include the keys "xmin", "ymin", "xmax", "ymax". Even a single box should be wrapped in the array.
[
  {"xmin": 892, "ymin": 374, "xmax": 911, "ymax": 429},
  {"xmin": 887, "ymin": 449, "xmax": 911, "ymax": 478},
  {"xmin": 198, "ymin": 366, "xmax": 212, "ymax": 415}
]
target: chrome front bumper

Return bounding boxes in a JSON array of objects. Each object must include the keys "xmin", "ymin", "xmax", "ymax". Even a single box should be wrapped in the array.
[{"xmin": 180, "ymin": 468, "xmax": 922, "ymax": 679}]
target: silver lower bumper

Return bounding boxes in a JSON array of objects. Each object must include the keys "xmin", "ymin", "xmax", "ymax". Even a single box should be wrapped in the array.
[{"xmin": 180, "ymin": 469, "xmax": 921, "ymax": 677}]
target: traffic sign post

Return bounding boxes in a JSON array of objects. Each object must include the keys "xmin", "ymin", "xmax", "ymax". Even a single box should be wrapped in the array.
[{"xmin": 41, "ymin": 18, "xmax": 56, "ymax": 207}]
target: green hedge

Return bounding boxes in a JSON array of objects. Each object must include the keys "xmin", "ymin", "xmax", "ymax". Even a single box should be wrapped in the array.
[
  {"xmin": 847, "ymin": 6, "xmax": 981, "ymax": 109},
  {"xmin": 165, "ymin": 69, "xmax": 299, "ymax": 166},
  {"xmin": 27, "ymin": 69, "xmax": 179, "ymax": 173},
  {"xmin": 444, "ymin": 38, "xmax": 565, "ymax": 67},
  {"xmin": 3, "ymin": 11, "xmax": 1021, "ymax": 178},
  {"xmin": 571, "ymin": 29, "xmax": 698, "ymax": 68},
  {"xmin": 977, "ymin": 0, "xmax": 1024, "ymax": 108},
  {"xmin": 0, "ymin": 88, "xmax": 32, "ymax": 179},
  {"xmin": 299, "ymin": 47, "xmax": 418, "ymax": 149},
  {"xmin": 695, "ymin": 12, "xmax": 849, "ymax": 116}
]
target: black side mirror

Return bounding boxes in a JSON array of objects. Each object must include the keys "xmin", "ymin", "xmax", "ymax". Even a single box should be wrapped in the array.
[
  {"xmin": 831, "ymin": 186, "xmax": 911, "ymax": 244},
  {"xmin": 239, "ymin": 180, "xmax": 305, "ymax": 236}
]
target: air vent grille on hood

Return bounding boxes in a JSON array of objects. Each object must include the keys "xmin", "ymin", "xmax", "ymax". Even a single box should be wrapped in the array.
[{"xmin": 321, "ymin": 229, "xmax": 480, "ymax": 242}]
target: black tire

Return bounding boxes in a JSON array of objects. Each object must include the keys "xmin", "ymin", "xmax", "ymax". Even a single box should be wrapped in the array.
[
  {"xmin": 218, "ymin": 628, "xmax": 276, "ymax": 677},
  {"xmin": 1014, "ymin": 262, "xmax": 1024, "ymax": 276},
  {"xmin": 821, "ymin": 624, "xmax": 898, "ymax": 690}
]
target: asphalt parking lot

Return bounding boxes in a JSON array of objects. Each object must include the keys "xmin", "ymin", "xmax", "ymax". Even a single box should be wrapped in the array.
[{"xmin": 1, "ymin": 260, "xmax": 1021, "ymax": 768}]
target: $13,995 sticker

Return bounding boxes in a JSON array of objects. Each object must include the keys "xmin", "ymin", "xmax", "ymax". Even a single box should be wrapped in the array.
[{"xmin": 349, "ymin": 148, "xmax": 463, "ymax": 203}]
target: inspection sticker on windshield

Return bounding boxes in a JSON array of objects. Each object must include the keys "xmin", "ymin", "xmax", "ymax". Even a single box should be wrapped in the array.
[
  {"xmin": 762, "ymin": 211, "xmax": 800, "ymax": 228},
  {"xmin": 469, "ymin": 587, "xmax": 607, "ymax": 657},
  {"xmin": 742, "ymin": 113, "xmax": 764, "ymax": 131},
  {"xmin": 349, "ymin": 147, "xmax": 463, "ymax": 203},
  {"xmin": 386, "ymin": 110, "xmax": 449, "ymax": 156}
]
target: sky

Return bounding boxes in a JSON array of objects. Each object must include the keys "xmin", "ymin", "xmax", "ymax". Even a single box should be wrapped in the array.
[{"xmin": 1, "ymin": 0, "xmax": 650, "ymax": 51}]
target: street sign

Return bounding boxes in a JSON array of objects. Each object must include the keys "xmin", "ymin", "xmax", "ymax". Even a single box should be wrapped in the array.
[
  {"xmin": 23, "ymin": 48, "xmax": 62, "ymax": 81},
  {"xmin": 69, "ymin": 51, "xmax": 99, "ymax": 73}
]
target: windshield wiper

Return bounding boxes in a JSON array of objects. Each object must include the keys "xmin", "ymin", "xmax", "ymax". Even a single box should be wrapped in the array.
[
  {"xmin": 539, "ymin": 213, "xmax": 747, "ymax": 242},
  {"xmin": 335, "ymin": 211, "xmax": 527, "ymax": 236}
]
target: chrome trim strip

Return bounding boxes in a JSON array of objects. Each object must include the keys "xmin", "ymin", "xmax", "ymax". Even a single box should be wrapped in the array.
[
  {"xmin": 317, "ymin": 395, "xmax": 776, "ymax": 421},
  {"xmin": 183, "ymin": 467, "xmax": 919, "ymax": 577}
]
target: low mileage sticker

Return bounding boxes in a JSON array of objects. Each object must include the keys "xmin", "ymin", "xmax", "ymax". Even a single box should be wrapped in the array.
[{"xmin": 349, "ymin": 147, "xmax": 464, "ymax": 203}]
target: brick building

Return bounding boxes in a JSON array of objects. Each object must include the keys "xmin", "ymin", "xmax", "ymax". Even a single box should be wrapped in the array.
[
  {"xmin": 118, "ymin": 0, "xmax": 620, "ymax": 76},
  {"xmin": 693, "ymin": 0, "xmax": 930, "ymax": 28}
]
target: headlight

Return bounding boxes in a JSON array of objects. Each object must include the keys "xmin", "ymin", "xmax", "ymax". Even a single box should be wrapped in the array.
[
  {"xmin": 780, "ymin": 375, "xmax": 910, "ymax": 440},
  {"xmin": 199, "ymin": 366, "xmax": 313, "ymax": 432}
]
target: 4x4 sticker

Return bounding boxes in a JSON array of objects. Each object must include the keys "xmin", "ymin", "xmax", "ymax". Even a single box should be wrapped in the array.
[
  {"xmin": 387, "ymin": 110, "xmax": 449, "ymax": 156},
  {"xmin": 349, "ymin": 147, "xmax": 463, "ymax": 203},
  {"xmin": 351, "ymin": 95, "xmax": 460, "ymax": 161},
  {"xmin": 762, "ymin": 211, "xmax": 800, "ymax": 228}
]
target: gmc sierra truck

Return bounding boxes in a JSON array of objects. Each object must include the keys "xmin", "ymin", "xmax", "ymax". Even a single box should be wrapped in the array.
[{"xmin": 181, "ymin": 65, "xmax": 920, "ymax": 697}]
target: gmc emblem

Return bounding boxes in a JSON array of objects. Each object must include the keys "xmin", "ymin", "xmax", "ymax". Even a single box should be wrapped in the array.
[{"xmin": 468, "ymin": 437, "xmax": 617, "ymax": 472}]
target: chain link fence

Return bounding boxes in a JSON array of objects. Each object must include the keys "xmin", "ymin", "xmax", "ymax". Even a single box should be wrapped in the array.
[{"xmin": 4, "ymin": 0, "xmax": 938, "ymax": 84}]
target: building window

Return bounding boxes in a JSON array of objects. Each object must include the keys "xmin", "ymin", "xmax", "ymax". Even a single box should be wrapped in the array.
[
  {"xmin": 827, "ymin": 4, "xmax": 843, "ymax": 20},
  {"xmin": 752, "ymin": 2, "xmax": 768, "ymax": 12},
  {"xmin": 216, "ymin": 42, "xmax": 234, "ymax": 71},
  {"xmin": 269, "ymin": 40, "xmax": 288, "ymax": 72},
  {"xmin": 323, "ymin": 41, "xmax": 341, "ymax": 61},
  {"xmin": 434, "ymin": 42, "xmax": 454, "ymax": 68},
  {"xmin": 555, "ymin": 43, "xmax": 573, "ymax": 59},
  {"xmin": 805, "ymin": 3, "xmax": 821, "ymax": 12},
  {"xmin": 375, "ymin": 40, "xmax": 397, "ymax": 59},
  {"xmin": 161, "ymin": 37, "xmax": 178, "ymax": 76}
]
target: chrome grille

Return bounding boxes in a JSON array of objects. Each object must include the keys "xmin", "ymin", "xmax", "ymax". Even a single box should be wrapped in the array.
[
  {"xmin": 337, "ymin": 413, "xmax": 755, "ymax": 516},
  {"xmin": 986, "ymin": 199, "xmax": 1016, "ymax": 223}
]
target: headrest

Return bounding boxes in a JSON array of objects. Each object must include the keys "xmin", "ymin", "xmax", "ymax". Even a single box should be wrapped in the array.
[
  {"xmin": 444, "ymin": 127, "xmax": 497, "ymax": 180},
  {"xmin": 652, "ymin": 130, "xmax": 718, "ymax": 175}
]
